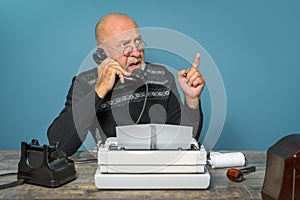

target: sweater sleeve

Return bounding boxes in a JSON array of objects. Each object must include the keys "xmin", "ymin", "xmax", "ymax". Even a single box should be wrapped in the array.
[{"xmin": 47, "ymin": 76, "xmax": 102, "ymax": 156}]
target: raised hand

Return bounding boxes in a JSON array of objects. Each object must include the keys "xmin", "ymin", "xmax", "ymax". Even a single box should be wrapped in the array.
[{"xmin": 177, "ymin": 53, "xmax": 205, "ymax": 109}]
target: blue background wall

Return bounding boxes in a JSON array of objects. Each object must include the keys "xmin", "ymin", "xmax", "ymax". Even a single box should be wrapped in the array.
[{"xmin": 1, "ymin": 0, "xmax": 299, "ymax": 150}]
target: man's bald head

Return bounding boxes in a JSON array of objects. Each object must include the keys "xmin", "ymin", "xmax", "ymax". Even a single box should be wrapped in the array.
[{"xmin": 95, "ymin": 13, "xmax": 138, "ymax": 44}]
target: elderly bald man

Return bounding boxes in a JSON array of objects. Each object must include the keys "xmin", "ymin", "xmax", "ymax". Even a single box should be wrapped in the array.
[{"xmin": 47, "ymin": 13, "xmax": 205, "ymax": 156}]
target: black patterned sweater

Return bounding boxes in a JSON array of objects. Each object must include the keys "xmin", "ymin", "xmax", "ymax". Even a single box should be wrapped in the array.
[{"xmin": 47, "ymin": 63, "xmax": 203, "ymax": 156}]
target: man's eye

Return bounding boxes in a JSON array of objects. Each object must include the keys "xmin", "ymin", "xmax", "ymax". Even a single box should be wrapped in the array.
[{"xmin": 135, "ymin": 38, "xmax": 141, "ymax": 44}]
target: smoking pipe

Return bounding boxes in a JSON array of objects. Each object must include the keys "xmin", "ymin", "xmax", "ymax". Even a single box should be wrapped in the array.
[{"xmin": 226, "ymin": 166, "xmax": 256, "ymax": 182}]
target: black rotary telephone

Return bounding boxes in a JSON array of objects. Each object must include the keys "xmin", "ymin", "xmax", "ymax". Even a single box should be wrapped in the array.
[{"xmin": 93, "ymin": 48, "xmax": 146, "ymax": 81}]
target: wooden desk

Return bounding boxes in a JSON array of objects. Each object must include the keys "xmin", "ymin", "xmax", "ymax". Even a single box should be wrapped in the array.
[{"xmin": 0, "ymin": 151, "xmax": 266, "ymax": 200}]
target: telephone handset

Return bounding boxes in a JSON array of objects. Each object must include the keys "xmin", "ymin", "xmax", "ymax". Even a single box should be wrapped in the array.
[
  {"xmin": 93, "ymin": 48, "xmax": 107, "ymax": 65},
  {"xmin": 93, "ymin": 48, "xmax": 145, "ymax": 81}
]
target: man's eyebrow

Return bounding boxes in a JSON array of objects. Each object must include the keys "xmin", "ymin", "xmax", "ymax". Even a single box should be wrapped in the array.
[
  {"xmin": 135, "ymin": 35, "xmax": 142, "ymax": 39},
  {"xmin": 117, "ymin": 39, "xmax": 131, "ymax": 46}
]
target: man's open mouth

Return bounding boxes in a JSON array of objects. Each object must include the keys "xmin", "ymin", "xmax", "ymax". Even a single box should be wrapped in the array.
[{"xmin": 127, "ymin": 59, "xmax": 142, "ymax": 71}]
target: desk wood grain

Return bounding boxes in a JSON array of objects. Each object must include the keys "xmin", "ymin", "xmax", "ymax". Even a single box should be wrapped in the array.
[{"xmin": 0, "ymin": 151, "xmax": 266, "ymax": 200}]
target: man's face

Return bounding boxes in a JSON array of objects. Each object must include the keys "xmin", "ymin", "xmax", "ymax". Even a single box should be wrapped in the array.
[{"xmin": 100, "ymin": 28, "xmax": 145, "ymax": 72}]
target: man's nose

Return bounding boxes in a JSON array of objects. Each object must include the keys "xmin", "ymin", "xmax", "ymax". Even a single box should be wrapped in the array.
[{"xmin": 130, "ymin": 48, "xmax": 142, "ymax": 57}]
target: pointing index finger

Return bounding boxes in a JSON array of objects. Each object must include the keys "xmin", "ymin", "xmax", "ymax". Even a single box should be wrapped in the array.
[{"xmin": 192, "ymin": 53, "xmax": 201, "ymax": 69}]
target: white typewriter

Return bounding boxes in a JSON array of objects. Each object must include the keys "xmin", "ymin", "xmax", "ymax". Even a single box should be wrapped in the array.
[{"xmin": 94, "ymin": 124, "xmax": 210, "ymax": 189}]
